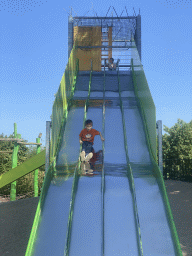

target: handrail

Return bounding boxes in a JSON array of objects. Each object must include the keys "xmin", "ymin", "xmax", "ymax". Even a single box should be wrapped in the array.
[
  {"xmin": 64, "ymin": 60, "xmax": 93, "ymax": 256},
  {"xmin": 117, "ymin": 68, "xmax": 144, "ymax": 256}
]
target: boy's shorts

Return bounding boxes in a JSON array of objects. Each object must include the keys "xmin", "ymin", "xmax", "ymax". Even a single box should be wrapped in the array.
[{"xmin": 82, "ymin": 141, "xmax": 93, "ymax": 154}]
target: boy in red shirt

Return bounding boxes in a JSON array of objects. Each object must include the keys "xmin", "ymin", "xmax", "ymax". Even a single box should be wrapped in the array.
[{"xmin": 79, "ymin": 119, "xmax": 104, "ymax": 162}]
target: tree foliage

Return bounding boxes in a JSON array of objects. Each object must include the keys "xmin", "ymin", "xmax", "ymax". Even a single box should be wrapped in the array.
[
  {"xmin": 157, "ymin": 119, "xmax": 192, "ymax": 180},
  {"xmin": 163, "ymin": 119, "xmax": 192, "ymax": 160}
]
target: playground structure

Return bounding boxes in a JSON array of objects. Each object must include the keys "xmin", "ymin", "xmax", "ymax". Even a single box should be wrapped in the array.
[
  {"xmin": 68, "ymin": 7, "xmax": 141, "ymax": 71},
  {"xmin": 0, "ymin": 123, "xmax": 45, "ymax": 201},
  {"xmin": 0, "ymin": 6, "xmax": 182, "ymax": 256}
]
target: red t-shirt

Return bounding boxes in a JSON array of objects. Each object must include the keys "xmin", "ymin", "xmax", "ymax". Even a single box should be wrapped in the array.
[{"xmin": 79, "ymin": 128, "xmax": 100, "ymax": 144}]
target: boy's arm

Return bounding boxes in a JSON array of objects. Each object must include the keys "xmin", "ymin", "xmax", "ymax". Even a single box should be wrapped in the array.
[
  {"xmin": 116, "ymin": 59, "xmax": 120, "ymax": 68},
  {"xmin": 79, "ymin": 136, "xmax": 83, "ymax": 143},
  {"xmin": 99, "ymin": 132, "xmax": 104, "ymax": 140}
]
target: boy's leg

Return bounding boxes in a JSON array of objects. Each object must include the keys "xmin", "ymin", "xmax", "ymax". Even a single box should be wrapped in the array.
[
  {"xmin": 80, "ymin": 142, "xmax": 86, "ymax": 161},
  {"xmin": 84, "ymin": 142, "xmax": 93, "ymax": 154},
  {"xmin": 85, "ymin": 142, "xmax": 93, "ymax": 162},
  {"xmin": 80, "ymin": 141, "xmax": 93, "ymax": 162},
  {"xmin": 82, "ymin": 141, "xmax": 86, "ymax": 152},
  {"xmin": 80, "ymin": 151, "xmax": 86, "ymax": 161},
  {"xmin": 85, "ymin": 152, "xmax": 93, "ymax": 162}
]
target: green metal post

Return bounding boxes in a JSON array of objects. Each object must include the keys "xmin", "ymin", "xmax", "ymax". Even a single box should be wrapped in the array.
[
  {"xmin": 10, "ymin": 123, "xmax": 21, "ymax": 201},
  {"xmin": 34, "ymin": 138, "xmax": 41, "ymax": 197}
]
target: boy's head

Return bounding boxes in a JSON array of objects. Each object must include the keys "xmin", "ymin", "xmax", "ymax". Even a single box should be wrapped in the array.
[
  {"xmin": 85, "ymin": 119, "xmax": 93, "ymax": 131},
  {"xmin": 109, "ymin": 58, "xmax": 114, "ymax": 63}
]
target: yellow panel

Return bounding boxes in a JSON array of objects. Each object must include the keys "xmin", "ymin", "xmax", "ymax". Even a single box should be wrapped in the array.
[
  {"xmin": 108, "ymin": 27, "xmax": 112, "ymax": 60},
  {"xmin": 73, "ymin": 26, "xmax": 78, "ymax": 44},
  {"xmin": 73, "ymin": 26, "xmax": 101, "ymax": 71},
  {"xmin": 92, "ymin": 26, "xmax": 101, "ymax": 71}
]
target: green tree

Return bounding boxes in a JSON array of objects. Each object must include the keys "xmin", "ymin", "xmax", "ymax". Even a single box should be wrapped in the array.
[
  {"xmin": 162, "ymin": 119, "xmax": 192, "ymax": 180},
  {"xmin": 156, "ymin": 131, "xmax": 158, "ymax": 163}
]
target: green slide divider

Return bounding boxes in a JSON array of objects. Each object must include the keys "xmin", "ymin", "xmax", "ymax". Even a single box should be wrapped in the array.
[
  {"xmin": 64, "ymin": 62, "xmax": 92, "ymax": 256},
  {"xmin": 101, "ymin": 64, "xmax": 106, "ymax": 256},
  {"xmin": 131, "ymin": 58, "xmax": 182, "ymax": 255},
  {"xmin": 117, "ymin": 69, "xmax": 143, "ymax": 256},
  {"xmin": 0, "ymin": 150, "xmax": 45, "ymax": 189}
]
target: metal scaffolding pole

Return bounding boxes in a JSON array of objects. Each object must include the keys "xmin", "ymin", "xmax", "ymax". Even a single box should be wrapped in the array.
[
  {"xmin": 135, "ymin": 14, "xmax": 141, "ymax": 61},
  {"xmin": 68, "ymin": 10, "xmax": 74, "ymax": 59}
]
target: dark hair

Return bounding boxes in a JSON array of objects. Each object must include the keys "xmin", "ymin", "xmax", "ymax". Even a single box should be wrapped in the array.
[
  {"xmin": 110, "ymin": 58, "xmax": 114, "ymax": 62},
  {"xmin": 85, "ymin": 119, "xmax": 93, "ymax": 126}
]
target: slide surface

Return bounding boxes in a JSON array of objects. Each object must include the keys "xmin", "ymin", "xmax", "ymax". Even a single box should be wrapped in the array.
[{"xmin": 30, "ymin": 71, "xmax": 176, "ymax": 256}]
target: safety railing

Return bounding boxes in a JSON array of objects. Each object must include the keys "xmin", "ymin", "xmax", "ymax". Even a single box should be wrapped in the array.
[{"xmin": 50, "ymin": 39, "xmax": 79, "ymax": 166}]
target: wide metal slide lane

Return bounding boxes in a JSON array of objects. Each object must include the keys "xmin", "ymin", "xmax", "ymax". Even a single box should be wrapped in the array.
[
  {"xmin": 119, "ymin": 73, "xmax": 177, "ymax": 255},
  {"xmin": 31, "ymin": 73, "xmax": 90, "ymax": 256},
  {"xmin": 104, "ymin": 72, "xmax": 140, "ymax": 256},
  {"xmin": 66, "ymin": 72, "xmax": 104, "ymax": 256}
]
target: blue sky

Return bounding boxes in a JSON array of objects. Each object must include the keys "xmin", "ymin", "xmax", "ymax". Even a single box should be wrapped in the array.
[{"xmin": 0, "ymin": 0, "xmax": 191, "ymax": 149}]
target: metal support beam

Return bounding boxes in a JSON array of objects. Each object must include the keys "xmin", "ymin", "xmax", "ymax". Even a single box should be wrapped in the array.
[
  {"xmin": 0, "ymin": 138, "xmax": 24, "ymax": 142},
  {"xmin": 135, "ymin": 14, "xmax": 141, "ymax": 61},
  {"xmin": 156, "ymin": 120, "xmax": 163, "ymax": 175},
  {"xmin": 17, "ymin": 142, "xmax": 42, "ymax": 145},
  {"xmin": 0, "ymin": 151, "xmax": 13, "ymax": 153},
  {"xmin": 101, "ymin": 64, "xmax": 143, "ymax": 67},
  {"xmin": 45, "ymin": 121, "xmax": 51, "ymax": 174},
  {"xmin": 74, "ymin": 16, "xmax": 137, "ymax": 19},
  {"xmin": 77, "ymin": 45, "xmax": 134, "ymax": 49}
]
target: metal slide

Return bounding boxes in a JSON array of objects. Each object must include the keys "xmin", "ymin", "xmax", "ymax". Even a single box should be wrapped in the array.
[{"xmin": 30, "ymin": 70, "xmax": 177, "ymax": 256}]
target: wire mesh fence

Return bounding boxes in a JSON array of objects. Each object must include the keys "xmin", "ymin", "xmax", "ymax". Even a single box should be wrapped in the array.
[{"xmin": 73, "ymin": 15, "xmax": 137, "ymax": 71}]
